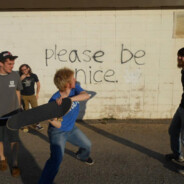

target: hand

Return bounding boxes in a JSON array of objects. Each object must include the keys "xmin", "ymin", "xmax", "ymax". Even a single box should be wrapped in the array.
[
  {"xmin": 20, "ymin": 74, "xmax": 26, "ymax": 80},
  {"xmin": 56, "ymin": 97, "xmax": 62, "ymax": 105},
  {"xmin": 36, "ymin": 94, "xmax": 39, "ymax": 99},
  {"xmin": 19, "ymin": 104, "xmax": 24, "ymax": 111},
  {"xmin": 48, "ymin": 118, "xmax": 62, "ymax": 128}
]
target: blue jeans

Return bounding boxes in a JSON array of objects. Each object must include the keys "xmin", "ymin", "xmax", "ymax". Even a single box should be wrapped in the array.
[
  {"xmin": 169, "ymin": 107, "xmax": 184, "ymax": 158},
  {"xmin": 39, "ymin": 125, "xmax": 92, "ymax": 184}
]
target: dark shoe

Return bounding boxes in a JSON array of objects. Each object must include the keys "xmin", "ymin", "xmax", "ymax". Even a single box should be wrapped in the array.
[
  {"xmin": 178, "ymin": 169, "xmax": 184, "ymax": 175},
  {"xmin": 11, "ymin": 166, "xmax": 20, "ymax": 177},
  {"xmin": 85, "ymin": 157, "xmax": 94, "ymax": 165},
  {"xmin": 35, "ymin": 124, "xmax": 44, "ymax": 131},
  {"xmin": 75, "ymin": 150, "xmax": 94, "ymax": 165},
  {"xmin": 165, "ymin": 153, "xmax": 184, "ymax": 163},
  {"xmin": 76, "ymin": 154, "xmax": 94, "ymax": 165},
  {"xmin": 0, "ymin": 159, "xmax": 8, "ymax": 171}
]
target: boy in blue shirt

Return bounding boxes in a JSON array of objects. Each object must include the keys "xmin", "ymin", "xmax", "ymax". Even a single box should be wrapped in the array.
[{"xmin": 39, "ymin": 68, "xmax": 93, "ymax": 184}]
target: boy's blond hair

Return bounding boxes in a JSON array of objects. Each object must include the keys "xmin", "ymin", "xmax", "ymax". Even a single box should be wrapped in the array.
[{"xmin": 54, "ymin": 67, "xmax": 74, "ymax": 91}]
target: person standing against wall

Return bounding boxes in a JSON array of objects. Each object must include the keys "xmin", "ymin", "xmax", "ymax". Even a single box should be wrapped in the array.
[
  {"xmin": 19, "ymin": 64, "xmax": 43, "ymax": 132},
  {"xmin": 165, "ymin": 48, "xmax": 184, "ymax": 165},
  {"xmin": 0, "ymin": 51, "xmax": 22, "ymax": 177}
]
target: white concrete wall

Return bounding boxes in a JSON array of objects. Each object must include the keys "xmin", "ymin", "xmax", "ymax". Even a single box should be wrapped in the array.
[{"xmin": 0, "ymin": 10, "xmax": 183, "ymax": 119}]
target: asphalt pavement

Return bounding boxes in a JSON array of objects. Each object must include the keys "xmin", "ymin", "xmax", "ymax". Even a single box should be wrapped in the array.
[{"xmin": 0, "ymin": 119, "xmax": 184, "ymax": 184}]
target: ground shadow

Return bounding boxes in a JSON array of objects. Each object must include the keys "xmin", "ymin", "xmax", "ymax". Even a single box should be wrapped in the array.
[
  {"xmin": 77, "ymin": 120, "xmax": 184, "ymax": 173},
  {"xmin": 4, "ymin": 134, "xmax": 42, "ymax": 184}
]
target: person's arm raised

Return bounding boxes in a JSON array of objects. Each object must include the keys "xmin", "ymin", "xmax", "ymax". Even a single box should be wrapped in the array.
[{"xmin": 70, "ymin": 91, "xmax": 90, "ymax": 102}]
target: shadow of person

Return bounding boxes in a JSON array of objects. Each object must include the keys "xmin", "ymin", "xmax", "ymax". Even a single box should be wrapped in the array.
[
  {"xmin": 76, "ymin": 81, "xmax": 96, "ymax": 120},
  {"xmin": 18, "ymin": 142, "xmax": 42, "ymax": 184},
  {"xmin": 75, "ymin": 82, "xmax": 181, "ymax": 173},
  {"xmin": 4, "ymin": 133, "xmax": 42, "ymax": 184},
  {"xmin": 77, "ymin": 120, "xmax": 183, "ymax": 174}
]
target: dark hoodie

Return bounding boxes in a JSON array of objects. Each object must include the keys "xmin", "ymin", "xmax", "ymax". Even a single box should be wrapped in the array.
[{"xmin": 180, "ymin": 69, "xmax": 184, "ymax": 108}]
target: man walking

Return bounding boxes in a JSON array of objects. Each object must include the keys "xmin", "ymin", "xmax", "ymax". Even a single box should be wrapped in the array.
[{"xmin": 166, "ymin": 48, "xmax": 184, "ymax": 164}]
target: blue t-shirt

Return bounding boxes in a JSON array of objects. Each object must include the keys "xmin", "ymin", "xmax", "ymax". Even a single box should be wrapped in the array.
[{"xmin": 49, "ymin": 84, "xmax": 84, "ymax": 131}]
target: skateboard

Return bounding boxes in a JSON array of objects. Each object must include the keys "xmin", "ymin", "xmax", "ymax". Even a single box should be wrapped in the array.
[
  {"xmin": 6, "ymin": 97, "xmax": 72, "ymax": 130},
  {"xmin": 0, "ymin": 109, "xmax": 23, "ymax": 126},
  {"xmin": 0, "ymin": 109, "xmax": 23, "ymax": 120}
]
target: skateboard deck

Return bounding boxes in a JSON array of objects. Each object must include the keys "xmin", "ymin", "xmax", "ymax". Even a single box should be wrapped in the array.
[
  {"xmin": 0, "ymin": 109, "xmax": 23, "ymax": 126},
  {"xmin": 7, "ymin": 97, "xmax": 72, "ymax": 130},
  {"xmin": 0, "ymin": 109, "xmax": 23, "ymax": 120}
]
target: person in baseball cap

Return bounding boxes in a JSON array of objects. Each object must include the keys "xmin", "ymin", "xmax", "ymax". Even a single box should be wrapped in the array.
[
  {"xmin": 0, "ymin": 51, "xmax": 18, "ymax": 62},
  {"xmin": 0, "ymin": 50, "xmax": 22, "ymax": 177}
]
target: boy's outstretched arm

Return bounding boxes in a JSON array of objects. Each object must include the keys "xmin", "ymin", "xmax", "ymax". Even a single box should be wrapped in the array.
[{"xmin": 71, "ymin": 91, "xmax": 90, "ymax": 102}]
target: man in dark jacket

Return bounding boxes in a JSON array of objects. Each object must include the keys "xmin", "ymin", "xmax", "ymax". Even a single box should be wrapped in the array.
[{"xmin": 166, "ymin": 48, "xmax": 184, "ymax": 165}]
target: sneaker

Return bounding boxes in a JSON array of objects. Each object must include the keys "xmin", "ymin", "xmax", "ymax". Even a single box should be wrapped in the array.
[
  {"xmin": 178, "ymin": 169, "xmax": 184, "ymax": 175},
  {"xmin": 178, "ymin": 156, "xmax": 184, "ymax": 162},
  {"xmin": 165, "ymin": 153, "xmax": 184, "ymax": 163},
  {"xmin": 85, "ymin": 157, "xmax": 94, "ymax": 165},
  {"xmin": 76, "ymin": 154, "xmax": 94, "ymax": 165},
  {"xmin": 0, "ymin": 159, "xmax": 8, "ymax": 171},
  {"xmin": 22, "ymin": 127, "xmax": 29, "ymax": 133},
  {"xmin": 11, "ymin": 166, "xmax": 20, "ymax": 177},
  {"xmin": 35, "ymin": 124, "xmax": 44, "ymax": 131}
]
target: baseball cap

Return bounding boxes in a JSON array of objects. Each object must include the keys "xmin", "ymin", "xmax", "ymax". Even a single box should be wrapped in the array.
[{"xmin": 0, "ymin": 51, "xmax": 18, "ymax": 62}]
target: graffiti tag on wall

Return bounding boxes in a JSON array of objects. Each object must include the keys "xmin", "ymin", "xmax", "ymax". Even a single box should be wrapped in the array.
[{"xmin": 45, "ymin": 44, "xmax": 146, "ymax": 84}]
